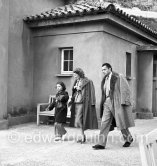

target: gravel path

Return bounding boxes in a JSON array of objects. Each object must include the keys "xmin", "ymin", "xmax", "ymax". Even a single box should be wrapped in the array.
[{"xmin": 0, "ymin": 118, "xmax": 157, "ymax": 166}]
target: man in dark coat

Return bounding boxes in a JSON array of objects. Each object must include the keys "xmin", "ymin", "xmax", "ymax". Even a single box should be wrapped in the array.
[{"xmin": 92, "ymin": 63, "xmax": 135, "ymax": 150}]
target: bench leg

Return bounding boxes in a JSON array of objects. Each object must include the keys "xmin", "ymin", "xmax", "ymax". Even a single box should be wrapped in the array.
[{"xmin": 37, "ymin": 114, "xmax": 40, "ymax": 126}]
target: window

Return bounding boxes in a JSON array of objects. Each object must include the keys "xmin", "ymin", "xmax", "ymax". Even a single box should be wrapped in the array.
[
  {"xmin": 153, "ymin": 54, "xmax": 157, "ymax": 77},
  {"xmin": 61, "ymin": 48, "xmax": 73, "ymax": 74},
  {"xmin": 126, "ymin": 52, "xmax": 131, "ymax": 77},
  {"xmin": 153, "ymin": 63, "xmax": 157, "ymax": 77}
]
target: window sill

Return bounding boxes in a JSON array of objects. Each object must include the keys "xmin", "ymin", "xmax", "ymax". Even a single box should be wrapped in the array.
[{"xmin": 55, "ymin": 74, "xmax": 73, "ymax": 77}]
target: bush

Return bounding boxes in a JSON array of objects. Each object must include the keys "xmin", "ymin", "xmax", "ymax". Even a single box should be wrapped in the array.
[
  {"xmin": 18, "ymin": 107, "xmax": 27, "ymax": 115},
  {"xmin": 8, "ymin": 107, "xmax": 18, "ymax": 117},
  {"xmin": 3, "ymin": 114, "xmax": 8, "ymax": 120},
  {"xmin": 30, "ymin": 107, "xmax": 37, "ymax": 115},
  {"xmin": 8, "ymin": 106, "xmax": 36, "ymax": 117}
]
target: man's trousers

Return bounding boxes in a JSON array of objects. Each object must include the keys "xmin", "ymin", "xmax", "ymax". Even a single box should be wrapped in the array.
[{"xmin": 98, "ymin": 98, "xmax": 133, "ymax": 147}]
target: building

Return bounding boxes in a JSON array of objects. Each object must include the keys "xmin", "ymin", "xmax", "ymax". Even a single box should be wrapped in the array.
[
  {"xmin": 24, "ymin": 1, "xmax": 157, "ymax": 119},
  {"xmin": 0, "ymin": 0, "xmax": 66, "ymax": 129},
  {"xmin": 0, "ymin": 0, "xmax": 157, "ymax": 129}
]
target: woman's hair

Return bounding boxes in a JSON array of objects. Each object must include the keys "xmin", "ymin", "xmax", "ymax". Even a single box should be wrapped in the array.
[
  {"xmin": 56, "ymin": 81, "xmax": 66, "ymax": 91},
  {"xmin": 73, "ymin": 68, "xmax": 85, "ymax": 78}
]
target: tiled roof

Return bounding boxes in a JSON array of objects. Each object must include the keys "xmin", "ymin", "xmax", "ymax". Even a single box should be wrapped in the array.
[{"xmin": 24, "ymin": 1, "xmax": 157, "ymax": 36}]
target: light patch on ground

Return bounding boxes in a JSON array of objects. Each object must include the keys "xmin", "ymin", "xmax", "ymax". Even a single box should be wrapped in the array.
[{"xmin": 0, "ymin": 118, "xmax": 157, "ymax": 166}]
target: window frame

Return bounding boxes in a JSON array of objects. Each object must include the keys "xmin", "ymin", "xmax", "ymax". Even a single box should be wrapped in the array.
[
  {"xmin": 60, "ymin": 48, "xmax": 73, "ymax": 75},
  {"xmin": 153, "ymin": 54, "xmax": 157, "ymax": 77},
  {"xmin": 126, "ymin": 52, "xmax": 132, "ymax": 78}
]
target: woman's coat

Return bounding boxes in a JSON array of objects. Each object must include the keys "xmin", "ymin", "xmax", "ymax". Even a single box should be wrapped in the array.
[{"xmin": 70, "ymin": 77, "xmax": 98, "ymax": 130}]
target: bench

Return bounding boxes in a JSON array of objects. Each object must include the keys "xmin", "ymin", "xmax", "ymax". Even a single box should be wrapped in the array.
[
  {"xmin": 139, "ymin": 128, "xmax": 157, "ymax": 166},
  {"xmin": 37, "ymin": 95, "xmax": 71, "ymax": 126}
]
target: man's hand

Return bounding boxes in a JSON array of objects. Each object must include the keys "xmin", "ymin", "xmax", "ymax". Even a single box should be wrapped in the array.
[
  {"xmin": 52, "ymin": 97, "xmax": 56, "ymax": 102},
  {"xmin": 68, "ymin": 101, "xmax": 73, "ymax": 107}
]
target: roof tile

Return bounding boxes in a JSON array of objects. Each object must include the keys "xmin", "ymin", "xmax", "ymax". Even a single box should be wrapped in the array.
[{"xmin": 24, "ymin": 1, "xmax": 157, "ymax": 37}]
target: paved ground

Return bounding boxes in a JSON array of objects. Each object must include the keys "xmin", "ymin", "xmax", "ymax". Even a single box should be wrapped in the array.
[{"xmin": 0, "ymin": 118, "xmax": 157, "ymax": 166}]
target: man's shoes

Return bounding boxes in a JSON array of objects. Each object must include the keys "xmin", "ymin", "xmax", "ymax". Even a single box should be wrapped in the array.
[
  {"xmin": 62, "ymin": 133, "xmax": 67, "ymax": 141},
  {"xmin": 54, "ymin": 136, "xmax": 62, "ymax": 142},
  {"xmin": 123, "ymin": 138, "xmax": 133, "ymax": 147},
  {"xmin": 92, "ymin": 144, "xmax": 105, "ymax": 150}
]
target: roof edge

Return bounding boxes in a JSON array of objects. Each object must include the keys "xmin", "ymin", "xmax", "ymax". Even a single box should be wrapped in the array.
[{"xmin": 23, "ymin": 2, "xmax": 157, "ymax": 40}]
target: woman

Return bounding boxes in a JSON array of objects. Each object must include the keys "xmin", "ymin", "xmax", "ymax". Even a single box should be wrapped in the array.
[
  {"xmin": 46, "ymin": 81, "xmax": 69, "ymax": 141},
  {"xmin": 69, "ymin": 68, "xmax": 98, "ymax": 143}
]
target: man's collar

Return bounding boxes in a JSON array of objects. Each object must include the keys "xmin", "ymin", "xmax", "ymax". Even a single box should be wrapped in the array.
[
  {"xmin": 109, "ymin": 72, "xmax": 112, "ymax": 78},
  {"xmin": 106, "ymin": 72, "xmax": 112, "ymax": 79}
]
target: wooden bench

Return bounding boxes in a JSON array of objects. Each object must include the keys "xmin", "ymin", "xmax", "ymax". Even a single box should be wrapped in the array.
[
  {"xmin": 139, "ymin": 128, "xmax": 157, "ymax": 166},
  {"xmin": 37, "ymin": 95, "xmax": 71, "ymax": 126}
]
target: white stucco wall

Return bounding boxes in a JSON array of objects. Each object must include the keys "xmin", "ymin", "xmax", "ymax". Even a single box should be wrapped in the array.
[
  {"xmin": 7, "ymin": 0, "xmax": 64, "ymax": 114},
  {"xmin": 0, "ymin": 0, "xmax": 9, "ymax": 119}
]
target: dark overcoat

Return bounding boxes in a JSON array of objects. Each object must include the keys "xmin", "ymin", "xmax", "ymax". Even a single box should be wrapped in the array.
[
  {"xmin": 49, "ymin": 91, "xmax": 69, "ymax": 123},
  {"xmin": 69, "ymin": 77, "xmax": 98, "ymax": 130},
  {"xmin": 100, "ymin": 72, "xmax": 135, "ymax": 131}
]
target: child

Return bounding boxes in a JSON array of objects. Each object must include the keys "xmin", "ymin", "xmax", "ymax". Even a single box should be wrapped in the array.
[{"xmin": 46, "ymin": 82, "xmax": 69, "ymax": 141}]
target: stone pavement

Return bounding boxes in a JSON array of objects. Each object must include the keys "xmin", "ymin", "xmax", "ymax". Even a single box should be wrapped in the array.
[{"xmin": 0, "ymin": 118, "xmax": 157, "ymax": 166}]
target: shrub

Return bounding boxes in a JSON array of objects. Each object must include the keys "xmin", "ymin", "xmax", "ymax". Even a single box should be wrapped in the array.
[{"xmin": 18, "ymin": 107, "xmax": 27, "ymax": 115}]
